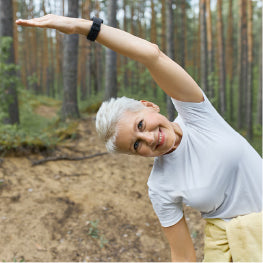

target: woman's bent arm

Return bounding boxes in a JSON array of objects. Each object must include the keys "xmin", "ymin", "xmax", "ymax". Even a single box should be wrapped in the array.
[{"xmin": 16, "ymin": 14, "xmax": 203, "ymax": 102}]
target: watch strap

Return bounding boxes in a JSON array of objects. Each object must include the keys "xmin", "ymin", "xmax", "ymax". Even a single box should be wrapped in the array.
[{"xmin": 87, "ymin": 17, "xmax": 103, "ymax": 41}]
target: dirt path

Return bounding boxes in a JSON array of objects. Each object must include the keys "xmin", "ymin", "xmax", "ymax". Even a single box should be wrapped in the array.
[{"xmin": 0, "ymin": 110, "xmax": 205, "ymax": 261}]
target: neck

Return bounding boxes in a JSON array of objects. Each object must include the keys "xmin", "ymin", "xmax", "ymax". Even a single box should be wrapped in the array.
[{"xmin": 165, "ymin": 122, "xmax": 183, "ymax": 155}]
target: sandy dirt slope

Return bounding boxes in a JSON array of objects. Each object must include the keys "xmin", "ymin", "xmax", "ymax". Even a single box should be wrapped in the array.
[{"xmin": 0, "ymin": 110, "xmax": 205, "ymax": 262}]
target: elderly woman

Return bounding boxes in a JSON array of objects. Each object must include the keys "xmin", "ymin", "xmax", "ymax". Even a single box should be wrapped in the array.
[{"xmin": 16, "ymin": 15, "xmax": 262, "ymax": 262}]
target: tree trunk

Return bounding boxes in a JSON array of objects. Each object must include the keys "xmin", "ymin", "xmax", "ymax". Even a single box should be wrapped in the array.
[
  {"xmin": 238, "ymin": 0, "xmax": 248, "ymax": 129},
  {"xmin": 257, "ymin": 13, "xmax": 262, "ymax": 126},
  {"xmin": 150, "ymin": 0, "xmax": 157, "ymax": 97},
  {"xmin": 179, "ymin": 0, "xmax": 186, "ymax": 68},
  {"xmin": 205, "ymin": 0, "xmax": 214, "ymax": 98},
  {"xmin": 78, "ymin": 0, "xmax": 91, "ymax": 101},
  {"xmin": 161, "ymin": 0, "xmax": 166, "ymax": 53},
  {"xmin": 166, "ymin": 0, "xmax": 176, "ymax": 121},
  {"xmin": 226, "ymin": 0, "xmax": 234, "ymax": 121},
  {"xmin": 0, "ymin": 0, "xmax": 20, "ymax": 124},
  {"xmin": 55, "ymin": 30, "xmax": 63, "ymax": 97},
  {"xmin": 104, "ymin": 0, "xmax": 118, "ymax": 100},
  {"xmin": 216, "ymin": 0, "xmax": 226, "ymax": 116},
  {"xmin": 94, "ymin": 0, "xmax": 103, "ymax": 95},
  {"xmin": 123, "ymin": 0, "xmax": 129, "ymax": 93},
  {"xmin": 246, "ymin": 0, "xmax": 253, "ymax": 139},
  {"xmin": 150, "ymin": 0, "xmax": 157, "ymax": 44},
  {"xmin": 55, "ymin": 0, "xmax": 64, "ymax": 98},
  {"xmin": 61, "ymin": 0, "xmax": 80, "ymax": 119},
  {"xmin": 12, "ymin": 0, "xmax": 19, "ymax": 64},
  {"xmin": 199, "ymin": 0, "xmax": 208, "ymax": 93}
]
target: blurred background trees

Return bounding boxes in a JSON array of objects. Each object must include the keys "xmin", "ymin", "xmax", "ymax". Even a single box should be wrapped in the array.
[
  {"xmin": 0, "ymin": 0, "xmax": 262, "ymax": 152},
  {"xmin": 0, "ymin": 0, "xmax": 20, "ymax": 124}
]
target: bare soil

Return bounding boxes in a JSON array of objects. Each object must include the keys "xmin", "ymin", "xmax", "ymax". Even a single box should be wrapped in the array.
[{"xmin": 0, "ymin": 106, "xmax": 205, "ymax": 262}]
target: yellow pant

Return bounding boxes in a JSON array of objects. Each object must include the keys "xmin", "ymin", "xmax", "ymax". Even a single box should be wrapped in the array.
[{"xmin": 203, "ymin": 212, "xmax": 262, "ymax": 262}]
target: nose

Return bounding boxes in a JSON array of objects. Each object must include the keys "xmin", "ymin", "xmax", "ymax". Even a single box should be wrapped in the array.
[{"xmin": 139, "ymin": 131, "xmax": 155, "ymax": 146}]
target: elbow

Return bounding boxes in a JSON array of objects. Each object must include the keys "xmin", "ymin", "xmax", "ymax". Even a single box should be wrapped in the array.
[{"xmin": 142, "ymin": 43, "xmax": 162, "ymax": 67}]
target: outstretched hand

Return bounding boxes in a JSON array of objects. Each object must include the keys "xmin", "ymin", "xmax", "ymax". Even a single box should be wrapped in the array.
[{"xmin": 16, "ymin": 14, "xmax": 83, "ymax": 34}]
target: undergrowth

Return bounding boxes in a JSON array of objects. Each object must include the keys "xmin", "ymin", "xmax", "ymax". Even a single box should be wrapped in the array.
[{"xmin": 0, "ymin": 90, "xmax": 78, "ymax": 155}]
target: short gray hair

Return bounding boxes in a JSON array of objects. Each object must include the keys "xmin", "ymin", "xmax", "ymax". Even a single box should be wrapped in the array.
[{"xmin": 96, "ymin": 97, "xmax": 145, "ymax": 153}]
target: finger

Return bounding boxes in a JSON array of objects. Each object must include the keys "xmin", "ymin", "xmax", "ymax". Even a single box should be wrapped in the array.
[{"xmin": 16, "ymin": 19, "xmax": 47, "ymax": 28}]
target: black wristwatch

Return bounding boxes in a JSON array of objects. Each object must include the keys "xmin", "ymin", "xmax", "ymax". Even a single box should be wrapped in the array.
[{"xmin": 87, "ymin": 17, "xmax": 103, "ymax": 41}]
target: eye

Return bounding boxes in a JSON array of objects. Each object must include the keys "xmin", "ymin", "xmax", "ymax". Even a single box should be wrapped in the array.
[
  {"xmin": 137, "ymin": 120, "xmax": 143, "ymax": 130},
  {"xmin": 134, "ymin": 140, "xmax": 140, "ymax": 151}
]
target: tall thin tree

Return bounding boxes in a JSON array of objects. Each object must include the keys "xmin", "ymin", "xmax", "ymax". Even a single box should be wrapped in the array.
[
  {"xmin": 104, "ymin": 0, "xmax": 117, "ymax": 100},
  {"xmin": 179, "ymin": 0, "xmax": 187, "ymax": 68},
  {"xmin": 257, "ymin": 12, "xmax": 262, "ymax": 126},
  {"xmin": 216, "ymin": 0, "xmax": 226, "ymax": 116},
  {"xmin": 62, "ymin": 0, "xmax": 80, "ymax": 119},
  {"xmin": 246, "ymin": 0, "xmax": 253, "ymax": 139},
  {"xmin": 226, "ymin": 0, "xmax": 234, "ymax": 121},
  {"xmin": 199, "ymin": 0, "xmax": 208, "ymax": 93},
  {"xmin": 238, "ymin": 0, "xmax": 248, "ymax": 129},
  {"xmin": 0, "ymin": 0, "xmax": 20, "ymax": 124},
  {"xmin": 166, "ymin": 0, "xmax": 176, "ymax": 121},
  {"xmin": 205, "ymin": 0, "xmax": 214, "ymax": 98},
  {"xmin": 150, "ymin": 0, "xmax": 158, "ymax": 97}
]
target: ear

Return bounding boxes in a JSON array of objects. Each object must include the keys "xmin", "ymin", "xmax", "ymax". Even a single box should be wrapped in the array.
[{"xmin": 140, "ymin": 100, "xmax": 160, "ymax": 112}]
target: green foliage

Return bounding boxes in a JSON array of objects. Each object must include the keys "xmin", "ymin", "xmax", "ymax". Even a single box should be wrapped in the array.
[
  {"xmin": 0, "ymin": 89, "xmax": 78, "ymax": 155},
  {"xmin": 78, "ymin": 90, "xmax": 104, "ymax": 115},
  {"xmin": 87, "ymin": 220, "xmax": 108, "ymax": 248},
  {"xmin": 251, "ymin": 125, "xmax": 262, "ymax": 155},
  {"xmin": 88, "ymin": 220, "xmax": 100, "ymax": 238}
]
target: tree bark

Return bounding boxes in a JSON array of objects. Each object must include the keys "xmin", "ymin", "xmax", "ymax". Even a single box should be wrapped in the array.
[
  {"xmin": 216, "ymin": 0, "xmax": 226, "ymax": 116},
  {"xmin": 0, "ymin": 0, "xmax": 20, "ymax": 124},
  {"xmin": 62, "ymin": 0, "xmax": 80, "ymax": 119},
  {"xmin": 246, "ymin": 0, "xmax": 253, "ymax": 139},
  {"xmin": 94, "ymin": 0, "xmax": 103, "ymax": 95},
  {"xmin": 150, "ymin": 0, "xmax": 158, "ymax": 97},
  {"xmin": 166, "ymin": 0, "xmax": 176, "ymax": 121},
  {"xmin": 161, "ymin": 0, "xmax": 166, "ymax": 53},
  {"xmin": 226, "ymin": 0, "xmax": 234, "ymax": 121},
  {"xmin": 257, "ymin": 12, "xmax": 262, "ymax": 126},
  {"xmin": 12, "ymin": 0, "xmax": 19, "ymax": 64},
  {"xmin": 122, "ymin": 0, "xmax": 130, "ymax": 93},
  {"xmin": 205, "ymin": 0, "xmax": 214, "ymax": 98},
  {"xmin": 104, "ymin": 0, "xmax": 118, "ymax": 100},
  {"xmin": 78, "ymin": 0, "xmax": 91, "ymax": 101},
  {"xmin": 179, "ymin": 0, "xmax": 187, "ymax": 68},
  {"xmin": 150, "ymin": 0, "xmax": 157, "ymax": 44},
  {"xmin": 238, "ymin": 0, "xmax": 248, "ymax": 129},
  {"xmin": 199, "ymin": 0, "xmax": 208, "ymax": 93}
]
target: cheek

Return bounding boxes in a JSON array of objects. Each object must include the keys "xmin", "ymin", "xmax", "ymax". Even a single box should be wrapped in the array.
[{"xmin": 139, "ymin": 145, "xmax": 153, "ymax": 157}]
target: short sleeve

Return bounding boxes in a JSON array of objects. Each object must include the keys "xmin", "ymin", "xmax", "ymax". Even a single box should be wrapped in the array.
[
  {"xmin": 148, "ymin": 188, "xmax": 183, "ymax": 227},
  {"xmin": 171, "ymin": 92, "xmax": 225, "ymax": 129}
]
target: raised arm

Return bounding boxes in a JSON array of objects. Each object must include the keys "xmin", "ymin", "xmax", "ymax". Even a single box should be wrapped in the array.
[{"xmin": 16, "ymin": 14, "xmax": 203, "ymax": 102}]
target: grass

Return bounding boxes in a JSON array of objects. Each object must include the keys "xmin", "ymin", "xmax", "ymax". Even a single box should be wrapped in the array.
[
  {"xmin": 87, "ymin": 220, "xmax": 108, "ymax": 248},
  {"xmin": 0, "ymin": 90, "xmax": 78, "ymax": 155}
]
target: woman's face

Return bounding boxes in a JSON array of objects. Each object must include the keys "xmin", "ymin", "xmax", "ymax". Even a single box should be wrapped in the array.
[{"xmin": 115, "ymin": 101, "xmax": 181, "ymax": 157}]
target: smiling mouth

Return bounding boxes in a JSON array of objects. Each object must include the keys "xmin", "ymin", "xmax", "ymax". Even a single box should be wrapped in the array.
[{"xmin": 156, "ymin": 128, "xmax": 165, "ymax": 149}]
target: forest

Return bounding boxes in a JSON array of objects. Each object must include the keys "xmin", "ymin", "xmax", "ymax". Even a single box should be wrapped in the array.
[
  {"xmin": 0, "ymin": 0, "xmax": 262, "ymax": 262},
  {"xmin": 0, "ymin": 0, "xmax": 262, "ymax": 154}
]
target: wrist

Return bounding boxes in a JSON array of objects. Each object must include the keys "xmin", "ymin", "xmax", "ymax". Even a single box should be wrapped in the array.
[{"xmin": 75, "ymin": 19, "xmax": 92, "ymax": 35}]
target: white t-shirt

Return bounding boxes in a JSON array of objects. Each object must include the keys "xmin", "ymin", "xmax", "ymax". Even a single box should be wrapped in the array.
[{"xmin": 147, "ymin": 93, "xmax": 262, "ymax": 228}]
